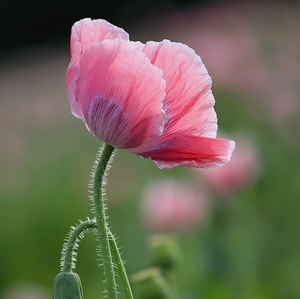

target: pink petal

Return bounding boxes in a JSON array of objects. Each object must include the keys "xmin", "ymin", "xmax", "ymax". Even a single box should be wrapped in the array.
[
  {"xmin": 70, "ymin": 18, "xmax": 129, "ymax": 57},
  {"xmin": 66, "ymin": 18, "xmax": 130, "ymax": 118},
  {"xmin": 141, "ymin": 39, "xmax": 217, "ymax": 138},
  {"xmin": 131, "ymin": 135, "xmax": 235, "ymax": 169},
  {"xmin": 67, "ymin": 38, "xmax": 166, "ymax": 149}
]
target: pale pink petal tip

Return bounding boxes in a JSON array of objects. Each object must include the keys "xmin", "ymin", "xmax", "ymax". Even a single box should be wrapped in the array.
[{"xmin": 71, "ymin": 18, "xmax": 129, "ymax": 52}]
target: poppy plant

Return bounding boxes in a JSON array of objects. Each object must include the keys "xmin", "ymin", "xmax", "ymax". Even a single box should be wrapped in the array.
[
  {"xmin": 55, "ymin": 18, "xmax": 237, "ymax": 299},
  {"xmin": 66, "ymin": 18, "xmax": 235, "ymax": 169}
]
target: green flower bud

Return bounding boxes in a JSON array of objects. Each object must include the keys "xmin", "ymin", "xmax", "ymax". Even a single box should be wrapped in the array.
[
  {"xmin": 147, "ymin": 235, "xmax": 180, "ymax": 272},
  {"xmin": 131, "ymin": 268, "xmax": 171, "ymax": 299},
  {"xmin": 52, "ymin": 272, "xmax": 84, "ymax": 299}
]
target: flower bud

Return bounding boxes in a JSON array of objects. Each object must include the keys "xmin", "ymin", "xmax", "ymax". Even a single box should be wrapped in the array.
[
  {"xmin": 131, "ymin": 268, "xmax": 171, "ymax": 299},
  {"xmin": 52, "ymin": 272, "xmax": 84, "ymax": 299},
  {"xmin": 147, "ymin": 235, "xmax": 180, "ymax": 272}
]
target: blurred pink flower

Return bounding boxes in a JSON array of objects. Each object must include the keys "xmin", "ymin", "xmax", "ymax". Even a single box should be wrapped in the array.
[
  {"xmin": 194, "ymin": 132, "xmax": 261, "ymax": 196},
  {"xmin": 66, "ymin": 18, "xmax": 234, "ymax": 169},
  {"xmin": 141, "ymin": 180, "xmax": 208, "ymax": 232}
]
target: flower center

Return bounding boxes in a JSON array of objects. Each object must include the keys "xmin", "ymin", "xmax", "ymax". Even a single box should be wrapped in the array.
[{"xmin": 88, "ymin": 96, "xmax": 130, "ymax": 148}]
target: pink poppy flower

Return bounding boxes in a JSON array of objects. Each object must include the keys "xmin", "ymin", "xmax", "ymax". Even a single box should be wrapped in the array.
[
  {"xmin": 141, "ymin": 180, "xmax": 208, "ymax": 232},
  {"xmin": 66, "ymin": 18, "xmax": 235, "ymax": 169}
]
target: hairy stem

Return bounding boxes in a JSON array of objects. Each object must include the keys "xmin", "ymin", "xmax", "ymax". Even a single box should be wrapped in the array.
[
  {"xmin": 92, "ymin": 143, "xmax": 118, "ymax": 299},
  {"xmin": 108, "ymin": 228, "xmax": 134, "ymax": 299},
  {"xmin": 61, "ymin": 218, "xmax": 96, "ymax": 272}
]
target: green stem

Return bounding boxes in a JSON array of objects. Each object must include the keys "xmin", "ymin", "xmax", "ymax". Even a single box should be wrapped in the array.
[
  {"xmin": 62, "ymin": 218, "xmax": 96, "ymax": 273},
  {"xmin": 108, "ymin": 228, "xmax": 134, "ymax": 299},
  {"xmin": 93, "ymin": 143, "xmax": 118, "ymax": 299}
]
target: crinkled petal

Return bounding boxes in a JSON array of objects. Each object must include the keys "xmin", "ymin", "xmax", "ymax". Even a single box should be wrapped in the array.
[
  {"xmin": 67, "ymin": 38, "xmax": 166, "ymax": 149},
  {"xmin": 130, "ymin": 135, "xmax": 235, "ymax": 169},
  {"xmin": 141, "ymin": 39, "xmax": 217, "ymax": 138}
]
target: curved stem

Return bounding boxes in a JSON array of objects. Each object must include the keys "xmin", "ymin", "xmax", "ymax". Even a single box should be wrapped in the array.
[
  {"xmin": 62, "ymin": 218, "xmax": 97, "ymax": 273},
  {"xmin": 108, "ymin": 228, "xmax": 134, "ymax": 299},
  {"xmin": 61, "ymin": 218, "xmax": 134, "ymax": 299},
  {"xmin": 93, "ymin": 143, "xmax": 118, "ymax": 299}
]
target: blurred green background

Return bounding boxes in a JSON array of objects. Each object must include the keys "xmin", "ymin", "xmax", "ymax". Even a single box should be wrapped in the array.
[{"xmin": 1, "ymin": 1, "xmax": 300, "ymax": 299}]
